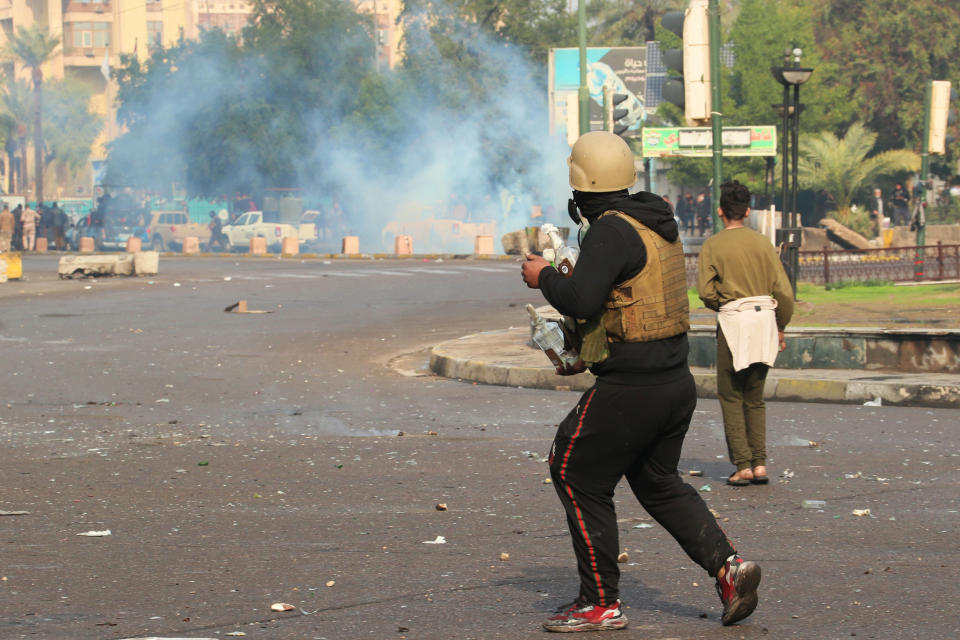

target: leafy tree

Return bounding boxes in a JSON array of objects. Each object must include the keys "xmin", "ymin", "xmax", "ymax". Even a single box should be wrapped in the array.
[
  {"xmin": 42, "ymin": 80, "xmax": 103, "ymax": 176},
  {"xmin": 589, "ymin": 0, "xmax": 687, "ymax": 47},
  {"xmin": 3, "ymin": 24, "xmax": 60, "ymax": 202},
  {"xmin": 797, "ymin": 122, "xmax": 919, "ymax": 234},
  {"xmin": 0, "ymin": 80, "xmax": 31, "ymax": 192},
  {"xmin": 811, "ymin": 0, "xmax": 960, "ymax": 161}
]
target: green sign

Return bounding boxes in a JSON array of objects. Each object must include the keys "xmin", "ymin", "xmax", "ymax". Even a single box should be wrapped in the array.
[{"xmin": 641, "ymin": 126, "xmax": 777, "ymax": 157}]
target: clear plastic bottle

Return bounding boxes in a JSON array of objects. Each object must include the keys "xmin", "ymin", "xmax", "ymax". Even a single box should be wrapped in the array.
[
  {"xmin": 541, "ymin": 223, "xmax": 578, "ymax": 277},
  {"xmin": 526, "ymin": 304, "xmax": 579, "ymax": 368}
]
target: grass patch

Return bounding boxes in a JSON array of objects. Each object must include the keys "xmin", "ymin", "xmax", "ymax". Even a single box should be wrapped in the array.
[{"xmin": 688, "ymin": 282, "xmax": 960, "ymax": 328}]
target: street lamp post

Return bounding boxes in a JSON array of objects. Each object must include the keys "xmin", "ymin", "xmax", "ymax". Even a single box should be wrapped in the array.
[{"xmin": 771, "ymin": 48, "xmax": 813, "ymax": 295}]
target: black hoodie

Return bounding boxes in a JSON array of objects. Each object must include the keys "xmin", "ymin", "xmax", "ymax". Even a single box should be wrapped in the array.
[{"xmin": 539, "ymin": 190, "xmax": 689, "ymax": 384}]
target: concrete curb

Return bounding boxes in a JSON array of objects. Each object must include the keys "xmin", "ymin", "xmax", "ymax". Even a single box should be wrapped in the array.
[{"xmin": 430, "ymin": 329, "xmax": 960, "ymax": 408}]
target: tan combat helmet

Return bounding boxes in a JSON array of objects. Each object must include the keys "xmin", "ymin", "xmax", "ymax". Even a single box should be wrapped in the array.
[{"xmin": 568, "ymin": 131, "xmax": 637, "ymax": 192}]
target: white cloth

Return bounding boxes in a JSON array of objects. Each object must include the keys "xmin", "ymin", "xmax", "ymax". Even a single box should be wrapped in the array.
[{"xmin": 718, "ymin": 295, "xmax": 779, "ymax": 372}]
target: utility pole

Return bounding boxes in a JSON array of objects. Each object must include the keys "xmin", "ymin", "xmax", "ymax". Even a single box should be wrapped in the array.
[
  {"xmin": 916, "ymin": 81, "xmax": 932, "ymax": 278},
  {"xmin": 578, "ymin": 1, "xmax": 589, "ymax": 135},
  {"xmin": 707, "ymin": 0, "xmax": 723, "ymax": 234}
]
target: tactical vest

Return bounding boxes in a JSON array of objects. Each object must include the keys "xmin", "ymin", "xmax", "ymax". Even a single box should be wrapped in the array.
[{"xmin": 600, "ymin": 211, "xmax": 689, "ymax": 343}]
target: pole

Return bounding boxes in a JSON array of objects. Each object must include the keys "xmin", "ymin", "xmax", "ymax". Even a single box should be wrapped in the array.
[
  {"xmin": 780, "ymin": 84, "xmax": 790, "ymax": 232},
  {"xmin": 708, "ymin": 0, "xmax": 723, "ymax": 234},
  {"xmin": 578, "ymin": 0, "xmax": 590, "ymax": 136},
  {"xmin": 916, "ymin": 81, "xmax": 931, "ymax": 278},
  {"xmin": 791, "ymin": 83, "xmax": 801, "ymax": 229}
]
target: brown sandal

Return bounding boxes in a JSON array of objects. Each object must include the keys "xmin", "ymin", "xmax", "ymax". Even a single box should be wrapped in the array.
[{"xmin": 727, "ymin": 472, "xmax": 752, "ymax": 486}]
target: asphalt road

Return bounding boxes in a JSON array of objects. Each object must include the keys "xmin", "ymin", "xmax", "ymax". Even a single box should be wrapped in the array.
[{"xmin": 1, "ymin": 255, "xmax": 957, "ymax": 640}]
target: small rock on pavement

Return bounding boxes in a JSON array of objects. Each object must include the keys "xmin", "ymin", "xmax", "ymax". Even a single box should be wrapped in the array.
[
  {"xmin": 435, "ymin": 503, "xmax": 448, "ymax": 511},
  {"xmin": 500, "ymin": 552, "xmax": 510, "ymax": 561},
  {"xmin": 617, "ymin": 552, "xmax": 629, "ymax": 563}
]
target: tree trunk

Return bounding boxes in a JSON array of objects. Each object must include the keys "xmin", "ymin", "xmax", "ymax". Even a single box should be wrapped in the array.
[{"xmin": 33, "ymin": 66, "xmax": 43, "ymax": 204}]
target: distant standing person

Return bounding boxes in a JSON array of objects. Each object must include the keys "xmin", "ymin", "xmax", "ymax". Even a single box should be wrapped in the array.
[
  {"xmin": 696, "ymin": 191, "xmax": 712, "ymax": 236},
  {"xmin": 697, "ymin": 181, "xmax": 794, "ymax": 486},
  {"xmin": 871, "ymin": 188, "xmax": 884, "ymax": 236},
  {"xmin": 52, "ymin": 202, "xmax": 67, "ymax": 250},
  {"xmin": 0, "ymin": 204, "xmax": 13, "ymax": 251},
  {"xmin": 208, "ymin": 211, "xmax": 228, "ymax": 251},
  {"xmin": 20, "ymin": 203, "xmax": 41, "ymax": 251},
  {"xmin": 891, "ymin": 184, "xmax": 909, "ymax": 227}
]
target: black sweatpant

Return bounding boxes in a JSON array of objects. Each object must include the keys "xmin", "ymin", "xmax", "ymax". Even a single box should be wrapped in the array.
[{"xmin": 548, "ymin": 372, "xmax": 736, "ymax": 607}]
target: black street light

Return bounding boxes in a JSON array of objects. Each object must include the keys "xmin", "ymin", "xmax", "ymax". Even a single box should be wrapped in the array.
[{"xmin": 771, "ymin": 47, "xmax": 813, "ymax": 295}]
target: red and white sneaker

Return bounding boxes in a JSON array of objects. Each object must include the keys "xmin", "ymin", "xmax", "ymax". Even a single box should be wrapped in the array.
[
  {"xmin": 542, "ymin": 599, "xmax": 628, "ymax": 633},
  {"xmin": 716, "ymin": 554, "xmax": 761, "ymax": 625}
]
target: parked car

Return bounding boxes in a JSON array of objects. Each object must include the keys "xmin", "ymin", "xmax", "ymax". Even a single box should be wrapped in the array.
[
  {"xmin": 222, "ymin": 210, "xmax": 301, "ymax": 252},
  {"xmin": 144, "ymin": 210, "xmax": 211, "ymax": 251}
]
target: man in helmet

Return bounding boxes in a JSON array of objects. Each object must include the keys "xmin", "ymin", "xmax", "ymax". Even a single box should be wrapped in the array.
[{"xmin": 521, "ymin": 131, "xmax": 761, "ymax": 633}]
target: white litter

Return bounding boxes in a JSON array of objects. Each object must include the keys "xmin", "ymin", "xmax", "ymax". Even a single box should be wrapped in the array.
[
  {"xmin": 863, "ymin": 397, "xmax": 882, "ymax": 406},
  {"xmin": 423, "ymin": 535, "xmax": 447, "ymax": 544},
  {"xmin": 76, "ymin": 529, "xmax": 111, "ymax": 537}
]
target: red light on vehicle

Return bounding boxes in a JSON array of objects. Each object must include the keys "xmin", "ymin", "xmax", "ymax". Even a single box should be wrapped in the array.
[{"xmin": 275, "ymin": 226, "xmax": 282, "ymax": 237}]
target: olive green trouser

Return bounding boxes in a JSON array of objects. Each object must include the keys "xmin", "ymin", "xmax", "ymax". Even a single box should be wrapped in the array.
[{"xmin": 716, "ymin": 328, "xmax": 769, "ymax": 471}]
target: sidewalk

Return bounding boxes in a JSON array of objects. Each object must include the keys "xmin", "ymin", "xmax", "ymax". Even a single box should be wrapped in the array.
[{"xmin": 430, "ymin": 326, "xmax": 960, "ymax": 408}]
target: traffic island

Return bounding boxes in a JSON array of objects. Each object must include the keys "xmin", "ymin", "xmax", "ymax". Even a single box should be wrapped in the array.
[{"xmin": 429, "ymin": 326, "xmax": 960, "ymax": 408}]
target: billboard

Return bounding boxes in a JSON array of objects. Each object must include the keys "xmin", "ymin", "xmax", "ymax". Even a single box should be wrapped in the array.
[
  {"xmin": 641, "ymin": 126, "xmax": 777, "ymax": 158},
  {"xmin": 549, "ymin": 47, "xmax": 649, "ymax": 143}
]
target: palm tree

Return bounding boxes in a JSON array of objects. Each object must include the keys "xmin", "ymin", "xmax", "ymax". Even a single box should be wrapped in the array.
[
  {"xmin": 4, "ymin": 25, "xmax": 60, "ymax": 204},
  {"xmin": 0, "ymin": 80, "xmax": 33, "ymax": 193},
  {"xmin": 797, "ymin": 121, "xmax": 920, "ymax": 214}
]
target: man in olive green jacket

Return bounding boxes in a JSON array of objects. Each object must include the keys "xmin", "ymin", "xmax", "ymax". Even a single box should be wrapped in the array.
[{"xmin": 697, "ymin": 181, "xmax": 794, "ymax": 486}]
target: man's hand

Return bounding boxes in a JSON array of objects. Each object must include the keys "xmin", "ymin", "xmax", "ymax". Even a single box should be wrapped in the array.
[
  {"xmin": 555, "ymin": 359, "xmax": 587, "ymax": 376},
  {"xmin": 521, "ymin": 253, "xmax": 551, "ymax": 289},
  {"xmin": 778, "ymin": 330, "xmax": 786, "ymax": 352}
]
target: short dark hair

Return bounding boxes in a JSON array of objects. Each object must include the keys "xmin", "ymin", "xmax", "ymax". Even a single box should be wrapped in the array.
[{"xmin": 719, "ymin": 180, "xmax": 750, "ymax": 220}]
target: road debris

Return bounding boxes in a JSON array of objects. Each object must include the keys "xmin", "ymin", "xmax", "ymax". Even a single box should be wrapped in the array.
[
  {"xmin": 500, "ymin": 552, "xmax": 510, "ymax": 561},
  {"xmin": 423, "ymin": 536, "xmax": 446, "ymax": 544},
  {"xmin": 633, "ymin": 523, "xmax": 654, "ymax": 529},
  {"xmin": 688, "ymin": 470, "xmax": 703, "ymax": 476},
  {"xmin": 0, "ymin": 510, "xmax": 30, "ymax": 516},
  {"xmin": 699, "ymin": 484, "xmax": 712, "ymax": 492},
  {"xmin": 435, "ymin": 503, "xmax": 448, "ymax": 511},
  {"xmin": 801, "ymin": 500, "xmax": 826, "ymax": 509},
  {"xmin": 852, "ymin": 509, "xmax": 872, "ymax": 517},
  {"xmin": 863, "ymin": 397, "xmax": 882, "ymax": 406},
  {"xmin": 270, "ymin": 603, "xmax": 295, "ymax": 612},
  {"xmin": 326, "ymin": 580, "xmax": 335, "ymax": 587},
  {"xmin": 617, "ymin": 552, "xmax": 629, "ymax": 563},
  {"xmin": 76, "ymin": 530, "xmax": 112, "ymax": 537},
  {"xmin": 224, "ymin": 300, "xmax": 273, "ymax": 314}
]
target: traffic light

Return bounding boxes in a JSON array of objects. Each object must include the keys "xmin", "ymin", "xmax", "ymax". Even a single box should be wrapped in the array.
[
  {"xmin": 929, "ymin": 80, "xmax": 957, "ymax": 155},
  {"xmin": 604, "ymin": 88, "xmax": 630, "ymax": 136},
  {"xmin": 660, "ymin": 0, "xmax": 711, "ymax": 125}
]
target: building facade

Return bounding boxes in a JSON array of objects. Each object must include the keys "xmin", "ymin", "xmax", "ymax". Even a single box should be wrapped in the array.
[{"xmin": 0, "ymin": 0, "xmax": 402, "ymax": 198}]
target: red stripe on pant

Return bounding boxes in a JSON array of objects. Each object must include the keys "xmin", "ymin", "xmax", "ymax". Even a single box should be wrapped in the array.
[{"xmin": 558, "ymin": 388, "xmax": 607, "ymax": 605}]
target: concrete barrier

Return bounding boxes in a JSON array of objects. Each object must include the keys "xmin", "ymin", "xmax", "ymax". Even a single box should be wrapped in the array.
[
  {"xmin": 133, "ymin": 250, "xmax": 159, "ymax": 275},
  {"xmin": 281, "ymin": 237, "xmax": 299, "ymax": 256},
  {"xmin": 78, "ymin": 237, "xmax": 96, "ymax": 253},
  {"xmin": 394, "ymin": 234, "xmax": 413, "ymax": 256},
  {"xmin": 126, "ymin": 236, "xmax": 142, "ymax": 253},
  {"xmin": 342, "ymin": 236, "xmax": 359, "ymax": 254},
  {"xmin": 35, "ymin": 237, "xmax": 48, "ymax": 253},
  {"xmin": 474, "ymin": 235, "xmax": 494, "ymax": 256},
  {"xmin": 58, "ymin": 254, "xmax": 134, "ymax": 277},
  {"xmin": 249, "ymin": 237, "xmax": 267, "ymax": 255},
  {"xmin": 182, "ymin": 236, "xmax": 200, "ymax": 254}
]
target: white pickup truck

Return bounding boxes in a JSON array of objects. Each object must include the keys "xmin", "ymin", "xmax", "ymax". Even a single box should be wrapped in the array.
[{"xmin": 222, "ymin": 210, "xmax": 316, "ymax": 252}]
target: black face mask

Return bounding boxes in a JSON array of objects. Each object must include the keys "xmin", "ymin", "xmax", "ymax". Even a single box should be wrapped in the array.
[{"xmin": 567, "ymin": 198, "xmax": 582, "ymax": 226}]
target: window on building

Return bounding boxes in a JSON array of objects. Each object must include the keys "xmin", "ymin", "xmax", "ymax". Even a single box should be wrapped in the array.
[
  {"xmin": 70, "ymin": 22, "xmax": 110, "ymax": 49},
  {"xmin": 147, "ymin": 21, "xmax": 162, "ymax": 49}
]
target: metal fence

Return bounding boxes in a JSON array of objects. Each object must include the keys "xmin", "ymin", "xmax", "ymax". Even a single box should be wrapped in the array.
[{"xmin": 684, "ymin": 242, "xmax": 960, "ymax": 287}]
